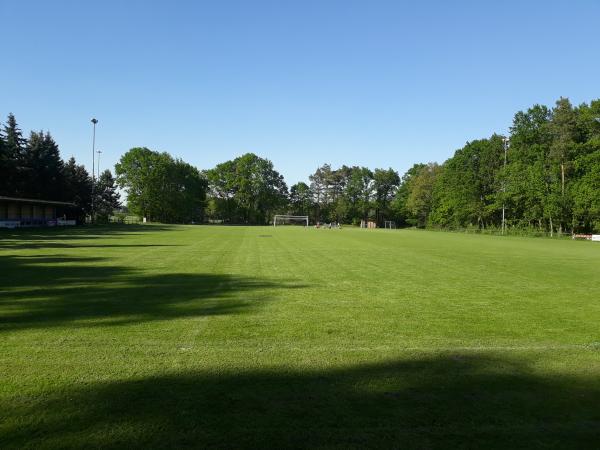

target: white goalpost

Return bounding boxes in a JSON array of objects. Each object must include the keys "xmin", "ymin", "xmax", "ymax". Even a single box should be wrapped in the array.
[
  {"xmin": 384, "ymin": 220, "xmax": 396, "ymax": 229},
  {"xmin": 273, "ymin": 215, "xmax": 309, "ymax": 227}
]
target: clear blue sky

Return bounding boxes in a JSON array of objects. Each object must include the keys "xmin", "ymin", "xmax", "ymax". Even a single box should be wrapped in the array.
[{"xmin": 1, "ymin": 0, "xmax": 599, "ymax": 184}]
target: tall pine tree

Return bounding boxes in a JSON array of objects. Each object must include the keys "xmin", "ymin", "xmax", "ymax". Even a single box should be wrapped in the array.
[
  {"xmin": 94, "ymin": 169, "xmax": 121, "ymax": 222},
  {"xmin": 21, "ymin": 131, "xmax": 64, "ymax": 199},
  {"xmin": 0, "ymin": 120, "xmax": 7, "ymax": 195},
  {"xmin": 2, "ymin": 113, "xmax": 26, "ymax": 195},
  {"xmin": 63, "ymin": 156, "xmax": 92, "ymax": 220}
]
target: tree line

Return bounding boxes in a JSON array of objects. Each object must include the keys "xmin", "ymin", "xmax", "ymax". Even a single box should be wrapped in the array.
[
  {"xmin": 414, "ymin": 97, "xmax": 600, "ymax": 234},
  {"xmin": 201, "ymin": 96, "xmax": 600, "ymax": 234},
  {"xmin": 0, "ymin": 113, "xmax": 120, "ymax": 222},
  {"xmin": 3, "ymin": 96, "xmax": 600, "ymax": 232}
]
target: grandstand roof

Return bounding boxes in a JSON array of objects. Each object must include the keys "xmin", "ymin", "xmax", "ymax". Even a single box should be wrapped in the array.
[{"xmin": 0, "ymin": 196, "xmax": 76, "ymax": 207}]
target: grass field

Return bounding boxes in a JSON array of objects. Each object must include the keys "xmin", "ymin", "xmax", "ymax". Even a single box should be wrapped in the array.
[{"xmin": 1, "ymin": 225, "xmax": 599, "ymax": 449}]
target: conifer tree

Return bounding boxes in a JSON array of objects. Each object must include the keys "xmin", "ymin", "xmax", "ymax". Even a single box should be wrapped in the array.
[
  {"xmin": 63, "ymin": 156, "xmax": 92, "ymax": 219},
  {"xmin": 2, "ymin": 113, "xmax": 26, "ymax": 195},
  {"xmin": 94, "ymin": 169, "xmax": 121, "ymax": 222},
  {"xmin": 21, "ymin": 131, "xmax": 64, "ymax": 199},
  {"xmin": 0, "ymin": 120, "xmax": 7, "ymax": 194}
]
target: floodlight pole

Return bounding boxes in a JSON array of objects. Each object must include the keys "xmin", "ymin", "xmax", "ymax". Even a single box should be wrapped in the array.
[
  {"xmin": 501, "ymin": 137, "xmax": 509, "ymax": 235},
  {"xmin": 96, "ymin": 150, "xmax": 102, "ymax": 180},
  {"xmin": 90, "ymin": 118, "xmax": 98, "ymax": 223}
]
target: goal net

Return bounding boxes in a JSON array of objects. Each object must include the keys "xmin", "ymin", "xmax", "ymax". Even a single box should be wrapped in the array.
[
  {"xmin": 384, "ymin": 220, "xmax": 396, "ymax": 229},
  {"xmin": 273, "ymin": 215, "xmax": 309, "ymax": 227}
]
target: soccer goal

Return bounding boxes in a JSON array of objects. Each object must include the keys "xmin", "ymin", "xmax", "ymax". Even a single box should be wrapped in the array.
[
  {"xmin": 384, "ymin": 220, "xmax": 396, "ymax": 229},
  {"xmin": 273, "ymin": 215, "xmax": 309, "ymax": 227}
]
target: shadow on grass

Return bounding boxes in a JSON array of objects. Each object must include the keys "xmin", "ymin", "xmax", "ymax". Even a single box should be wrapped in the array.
[
  {"xmin": 1, "ymin": 354, "xmax": 599, "ymax": 449},
  {"xmin": 0, "ymin": 254, "xmax": 299, "ymax": 331}
]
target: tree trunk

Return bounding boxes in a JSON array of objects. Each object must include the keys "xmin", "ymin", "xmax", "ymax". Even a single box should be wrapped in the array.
[{"xmin": 549, "ymin": 216, "xmax": 554, "ymax": 237}]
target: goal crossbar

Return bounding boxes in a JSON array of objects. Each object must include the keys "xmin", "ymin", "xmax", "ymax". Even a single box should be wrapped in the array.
[{"xmin": 273, "ymin": 215, "xmax": 309, "ymax": 227}]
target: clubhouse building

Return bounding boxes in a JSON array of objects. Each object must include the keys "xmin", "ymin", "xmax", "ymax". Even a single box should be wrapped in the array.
[{"xmin": 0, "ymin": 196, "xmax": 78, "ymax": 228}]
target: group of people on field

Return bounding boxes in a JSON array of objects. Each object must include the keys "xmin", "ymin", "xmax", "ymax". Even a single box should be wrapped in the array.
[{"xmin": 314, "ymin": 222, "xmax": 342, "ymax": 229}]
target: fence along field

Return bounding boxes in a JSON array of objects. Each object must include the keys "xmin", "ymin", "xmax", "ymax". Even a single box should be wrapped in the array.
[{"xmin": 1, "ymin": 224, "xmax": 599, "ymax": 448}]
